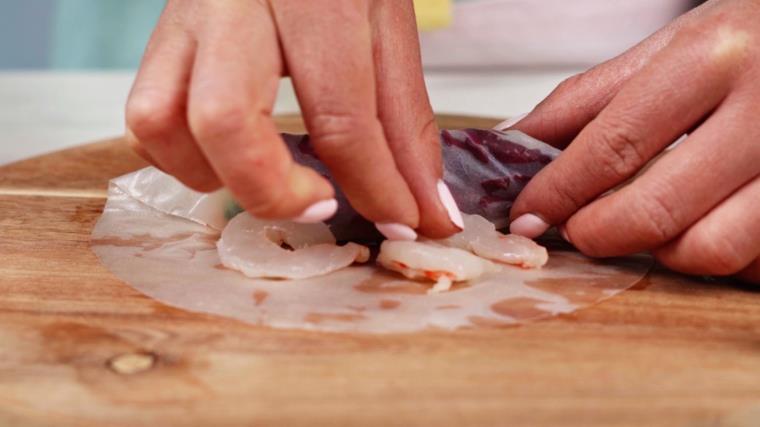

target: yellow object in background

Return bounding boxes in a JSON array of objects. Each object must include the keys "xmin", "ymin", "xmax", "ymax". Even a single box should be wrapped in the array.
[{"xmin": 413, "ymin": 0, "xmax": 452, "ymax": 31}]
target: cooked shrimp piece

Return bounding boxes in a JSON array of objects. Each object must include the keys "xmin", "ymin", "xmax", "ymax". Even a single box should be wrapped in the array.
[
  {"xmin": 377, "ymin": 240, "xmax": 491, "ymax": 293},
  {"xmin": 435, "ymin": 214, "xmax": 548, "ymax": 268},
  {"xmin": 217, "ymin": 213, "xmax": 369, "ymax": 279}
]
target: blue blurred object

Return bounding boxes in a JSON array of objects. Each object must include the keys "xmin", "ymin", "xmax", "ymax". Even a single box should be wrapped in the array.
[
  {"xmin": 50, "ymin": 0, "xmax": 162, "ymax": 69},
  {"xmin": 0, "ymin": 0, "xmax": 162, "ymax": 69},
  {"xmin": 0, "ymin": 0, "xmax": 55, "ymax": 69}
]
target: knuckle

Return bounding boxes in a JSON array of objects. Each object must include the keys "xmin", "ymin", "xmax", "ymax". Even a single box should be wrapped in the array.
[
  {"xmin": 543, "ymin": 174, "xmax": 587, "ymax": 220},
  {"xmin": 389, "ymin": 116, "xmax": 440, "ymax": 165},
  {"xmin": 189, "ymin": 98, "xmax": 250, "ymax": 141},
  {"xmin": 691, "ymin": 230, "xmax": 748, "ymax": 276},
  {"xmin": 417, "ymin": 116, "xmax": 440, "ymax": 148},
  {"xmin": 126, "ymin": 91, "xmax": 179, "ymax": 140},
  {"xmin": 585, "ymin": 117, "xmax": 647, "ymax": 182},
  {"xmin": 308, "ymin": 110, "xmax": 375, "ymax": 153},
  {"xmin": 550, "ymin": 71, "xmax": 596, "ymax": 104},
  {"xmin": 677, "ymin": 11, "xmax": 730, "ymax": 41},
  {"xmin": 538, "ymin": 74, "xmax": 584, "ymax": 112},
  {"xmin": 635, "ymin": 190, "xmax": 682, "ymax": 244},
  {"xmin": 554, "ymin": 73, "xmax": 585, "ymax": 96}
]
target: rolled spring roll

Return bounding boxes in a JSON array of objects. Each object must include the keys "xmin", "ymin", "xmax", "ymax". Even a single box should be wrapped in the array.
[
  {"xmin": 255, "ymin": 129, "xmax": 559, "ymax": 240},
  {"xmin": 111, "ymin": 129, "xmax": 559, "ymax": 240}
]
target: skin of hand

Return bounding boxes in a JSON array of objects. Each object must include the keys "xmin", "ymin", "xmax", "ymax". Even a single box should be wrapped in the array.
[
  {"xmin": 505, "ymin": 0, "xmax": 760, "ymax": 284},
  {"xmin": 125, "ymin": 0, "xmax": 463, "ymax": 240}
]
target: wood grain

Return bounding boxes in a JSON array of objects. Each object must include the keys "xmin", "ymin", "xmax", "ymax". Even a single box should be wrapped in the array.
[{"xmin": 1, "ymin": 115, "xmax": 759, "ymax": 427}]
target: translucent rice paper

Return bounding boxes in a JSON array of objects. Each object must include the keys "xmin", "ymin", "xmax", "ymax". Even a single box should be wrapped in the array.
[{"xmin": 91, "ymin": 168, "xmax": 651, "ymax": 333}]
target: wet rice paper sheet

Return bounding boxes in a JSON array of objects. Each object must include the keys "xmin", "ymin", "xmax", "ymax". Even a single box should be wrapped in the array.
[{"xmin": 92, "ymin": 167, "xmax": 651, "ymax": 333}]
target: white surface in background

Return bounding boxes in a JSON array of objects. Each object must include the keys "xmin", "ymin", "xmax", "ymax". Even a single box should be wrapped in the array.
[
  {"xmin": 420, "ymin": 0, "xmax": 690, "ymax": 68},
  {"xmin": 0, "ymin": 70, "xmax": 579, "ymax": 165}
]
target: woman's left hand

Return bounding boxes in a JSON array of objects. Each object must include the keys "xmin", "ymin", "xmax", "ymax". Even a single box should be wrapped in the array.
[{"xmin": 505, "ymin": 0, "xmax": 760, "ymax": 283}]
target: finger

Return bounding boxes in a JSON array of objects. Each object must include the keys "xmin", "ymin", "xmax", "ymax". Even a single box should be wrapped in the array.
[
  {"xmin": 271, "ymin": 0, "xmax": 420, "ymax": 232},
  {"xmin": 125, "ymin": 8, "xmax": 221, "ymax": 192},
  {"xmin": 369, "ymin": 0, "xmax": 461, "ymax": 238},
  {"xmin": 510, "ymin": 24, "xmax": 747, "ymax": 239},
  {"xmin": 506, "ymin": 5, "xmax": 703, "ymax": 147},
  {"xmin": 124, "ymin": 128, "xmax": 162, "ymax": 168},
  {"xmin": 653, "ymin": 176, "xmax": 760, "ymax": 276},
  {"xmin": 565, "ymin": 93, "xmax": 760, "ymax": 257},
  {"xmin": 736, "ymin": 259, "xmax": 760, "ymax": 285},
  {"xmin": 187, "ymin": 2, "xmax": 334, "ymax": 219}
]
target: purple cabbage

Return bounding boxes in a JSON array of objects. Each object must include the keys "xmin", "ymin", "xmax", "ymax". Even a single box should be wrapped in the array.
[{"xmin": 282, "ymin": 129, "xmax": 560, "ymax": 241}]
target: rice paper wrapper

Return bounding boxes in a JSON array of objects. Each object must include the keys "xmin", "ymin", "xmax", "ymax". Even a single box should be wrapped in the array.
[{"xmin": 91, "ymin": 167, "xmax": 651, "ymax": 333}]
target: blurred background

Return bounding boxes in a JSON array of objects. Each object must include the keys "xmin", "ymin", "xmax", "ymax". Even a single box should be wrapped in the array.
[
  {"xmin": 0, "ymin": 0, "xmax": 696, "ymax": 164},
  {"xmin": 0, "ymin": 0, "xmax": 160, "ymax": 70},
  {"xmin": 0, "ymin": 0, "xmax": 697, "ymax": 70}
]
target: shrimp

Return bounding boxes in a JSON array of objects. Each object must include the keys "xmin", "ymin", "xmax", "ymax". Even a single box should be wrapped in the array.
[
  {"xmin": 376, "ymin": 214, "xmax": 547, "ymax": 293},
  {"xmin": 377, "ymin": 240, "xmax": 491, "ymax": 293},
  {"xmin": 217, "ymin": 213, "xmax": 369, "ymax": 279},
  {"xmin": 434, "ymin": 214, "xmax": 548, "ymax": 268}
]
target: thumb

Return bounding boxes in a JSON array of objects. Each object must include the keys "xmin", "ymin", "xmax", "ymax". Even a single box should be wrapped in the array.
[{"xmin": 504, "ymin": 59, "xmax": 632, "ymax": 238}]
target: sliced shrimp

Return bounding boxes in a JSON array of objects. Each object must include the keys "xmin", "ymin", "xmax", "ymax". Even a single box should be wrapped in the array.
[
  {"xmin": 377, "ymin": 240, "xmax": 491, "ymax": 293},
  {"xmin": 217, "ymin": 213, "xmax": 369, "ymax": 279},
  {"xmin": 434, "ymin": 214, "xmax": 548, "ymax": 268}
]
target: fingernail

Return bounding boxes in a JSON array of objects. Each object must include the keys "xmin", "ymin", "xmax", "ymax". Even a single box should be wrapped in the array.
[
  {"xmin": 509, "ymin": 213, "xmax": 550, "ymax": 238},
  {"xmin": 292, "ymin": 198, "xmax": 338, "ymax": 223},
  {"xmin": 375, "ymin": 222, "xmax": 418, "ymax": 241},
  {"xmin": 558, "ymin": 225, "xmax": 572, "ymax": 243},
  {"xmin": 494, "ymin": 112, "xmax": 529, "ymax": 130},
  {"xmin": 437, "ymin": 179, "xmax": 464, "ymax": 230}
]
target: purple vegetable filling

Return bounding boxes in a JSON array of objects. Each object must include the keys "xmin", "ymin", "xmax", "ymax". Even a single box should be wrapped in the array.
[{"xmin": 282, "ymin": 128, "xmax": 560, "ymax": 240}]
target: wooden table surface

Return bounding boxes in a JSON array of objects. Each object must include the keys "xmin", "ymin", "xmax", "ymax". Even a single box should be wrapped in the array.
[{"xmin": 1, "ymin": 115, "xmax": 759, "ymax": 427}]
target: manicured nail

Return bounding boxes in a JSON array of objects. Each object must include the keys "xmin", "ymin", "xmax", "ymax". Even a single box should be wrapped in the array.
[
  {"xmin": 292, "ymin": 199, "xmax": 338, "ymax": 223},
  {"xmin": 494, "ymin": 112, "xmax": 529, "ymax": 130},
  {"xmin": 558, "ymin": 225, "xmax": 572, "ymax": 243},
  {"xmin": 509, "ymin": 213, "xmax": 550, "ymax": 238},
  {"xmin": 375, "ymin": 222, "xmax": 418, "ymax": 241},
  {"xmin": 437, "ymin": 179, "xmax": 464, "ymax": 230}
]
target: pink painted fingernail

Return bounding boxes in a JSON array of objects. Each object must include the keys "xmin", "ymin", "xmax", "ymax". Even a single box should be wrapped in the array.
[
  {"xmin": 509, "ymin": 213, "xmax": 550, "ymax": 238},
  {"xmin": 437, "ymin": 179, "xmax": 464, "ymax": 230},
  {"xmin": 292, "ymin": 199, "xmax": 338, "ymax": 223},
  {"xmin": 558, "ymin": 225, "xmax": 572, "ymax": 243},
  {"xmin": 494, "ymin": 112, "xmax": 529, "ymax": 130},
  {"xmin": 375, "ymin": 222, "xmax": 418, "ymax": 241}
]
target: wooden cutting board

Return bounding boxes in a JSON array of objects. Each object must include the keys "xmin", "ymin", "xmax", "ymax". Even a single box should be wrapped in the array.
[{"xmin": 1, "ymin": 115, "xmax": 759, "ymax": 427}]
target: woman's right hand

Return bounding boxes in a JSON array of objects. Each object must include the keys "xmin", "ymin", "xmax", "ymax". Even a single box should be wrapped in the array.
[{"xmin": 125, "ymin": 0, "xmax": 463, "ymax": 240}]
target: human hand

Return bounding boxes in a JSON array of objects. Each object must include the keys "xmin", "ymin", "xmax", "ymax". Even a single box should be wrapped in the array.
[
  {"xmin": 505, "ymin": 0, "xmax": 760, "ymax": 283},
  {"xmin": 125, "ymin": 0, "xmax": 463, "ymax": 240}
]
